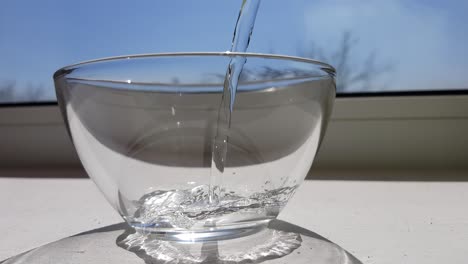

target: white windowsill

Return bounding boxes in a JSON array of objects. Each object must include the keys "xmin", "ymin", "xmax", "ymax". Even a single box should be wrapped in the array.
[{"xmin": 1, "ymin": 170, "xmax": 467, "ymax": 264}]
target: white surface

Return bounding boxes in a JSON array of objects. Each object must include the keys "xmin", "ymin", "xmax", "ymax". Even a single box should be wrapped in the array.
[{"xmin": 1, "ymin": 172, "xmax": 468, "ymax": 264}]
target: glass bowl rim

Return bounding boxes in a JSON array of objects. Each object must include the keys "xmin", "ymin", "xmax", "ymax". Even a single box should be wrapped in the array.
[{"xmin": 53, "ymin": 52, "xmax": 335, "ymax": 80}]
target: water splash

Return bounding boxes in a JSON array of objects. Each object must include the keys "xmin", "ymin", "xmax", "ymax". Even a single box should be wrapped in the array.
[{"xmin": 129, "ymin": 185, "xmax": 297, "ymax": 230}]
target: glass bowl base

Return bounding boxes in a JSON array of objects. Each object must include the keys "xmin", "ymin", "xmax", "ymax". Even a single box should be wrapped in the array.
[{"xmin": 130, "ymin": 219, "xmax": 271, "ymax": 242}]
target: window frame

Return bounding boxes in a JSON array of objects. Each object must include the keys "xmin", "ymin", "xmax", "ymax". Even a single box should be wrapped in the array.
[{"xmin": 1, "ymin": 94, "xmax": 467, "ymax": 172}]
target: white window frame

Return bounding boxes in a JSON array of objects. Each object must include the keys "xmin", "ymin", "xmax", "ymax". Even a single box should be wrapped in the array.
[{"xmin": 1, "ymin": 94, "xmax": 467, "ymax": 174}]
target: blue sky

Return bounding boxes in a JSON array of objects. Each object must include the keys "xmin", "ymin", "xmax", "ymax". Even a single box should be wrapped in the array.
[{"xmin": 0, "ymin": 0, "xmax": 467, "ymax": 101}]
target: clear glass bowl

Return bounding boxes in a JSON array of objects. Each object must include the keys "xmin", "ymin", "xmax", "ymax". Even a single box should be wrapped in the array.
[{"xmin": 53, "ymin": 52, "xmax": 335, "ymax": 241}]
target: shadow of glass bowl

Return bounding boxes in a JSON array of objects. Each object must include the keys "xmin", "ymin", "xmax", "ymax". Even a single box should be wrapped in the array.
[{"xmin": 2, "ymin": 220, "xmax": 361, "ymax": 264}]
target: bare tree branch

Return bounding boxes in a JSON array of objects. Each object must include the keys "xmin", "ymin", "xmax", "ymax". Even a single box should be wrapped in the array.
[
  {"xmin": 0, "ymin": 80, "xmax": 46, "ymax": 103},
  {"xmin": 298, "ymin": 31, "xmax": 393, "ymax": 92},
  {"xmin": 0, "ymin": 81, "xmax": 16, "ymax": 102}
]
